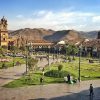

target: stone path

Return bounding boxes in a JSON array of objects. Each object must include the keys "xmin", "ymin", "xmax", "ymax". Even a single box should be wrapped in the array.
[
  {"xmin": 0, "ymin": 80, "xmax": 100, "ymax": 100},
  {"xmin": 0, "ymin": 64, "xmax": 26, "ymax": 86},
  {"xmin": 0, "ymin": 57, "xmax": 60, "ymax": 86},
  {"xmin": 0, "ymin": 56, "xmax": 100, "ymax": 100}
]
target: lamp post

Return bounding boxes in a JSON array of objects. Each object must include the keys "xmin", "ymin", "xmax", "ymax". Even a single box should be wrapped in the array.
[
  {"xmin": 13, "ymin": 50, "xmax": 15, "ymax": 67},
  {"xmin": 65, "ymin": 44, "xmax": 69, "ymax": 61},
  {"xmin": 99, "ymin": 50, "xmax": 100, "ymax": 63},
  {"xmin": 11, "ymin": 45, "xmax": 15, "ymax": 67},
  {"xmin": 48, "ymin": 46, "xmax": 50, "ymax": 66},
  {"xmin": 78, "ymin": 44, "xmax": 82, "ymax": 82},
  {"xmin": 78, "ymin": 47, "xmax": 81, "ymax": 82},
  {"xmin": 25, "ymin": 41, "xmax": 28, "ymax": 74}
]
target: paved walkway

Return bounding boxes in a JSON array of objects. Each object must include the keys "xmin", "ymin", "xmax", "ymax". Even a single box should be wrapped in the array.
[
  {"xmin": 0, "ymin": 56, "xmax": 100, "ymax": 100},
  {"xmin": 0, "ymin": 80, "xmax": 100, "ymax": 100},
  {"xmin": 0, "ymin": 64, "xmax": 26, "ymax": 86},
  {"xmin": 0, "ymin": 57, "xmax": 60, "ymax": 86}
]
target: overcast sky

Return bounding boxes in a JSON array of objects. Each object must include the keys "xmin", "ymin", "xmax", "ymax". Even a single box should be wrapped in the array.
[{"xmin": 0, "ymin": 0, "xmax": 100, "ymax": 31}]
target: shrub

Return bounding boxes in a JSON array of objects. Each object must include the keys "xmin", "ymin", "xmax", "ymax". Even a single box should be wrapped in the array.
[
  {"xmin": 44, "ymin": 70, "xmax": 69, "ymax": 78},
  {"xmin": 58, "ymin": 64, "xmax": 63, "ymax": 71},
  {"xmin": 2, "ymin": 63, "xmax": 7, "ymax": 69}
]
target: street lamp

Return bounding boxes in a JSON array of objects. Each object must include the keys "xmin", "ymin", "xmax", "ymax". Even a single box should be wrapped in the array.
[
  {"xmin": 78, "ymin": 44, "xmax": 82, "ymax": 82},
  {"xmin": 65, "ymin": 44, "xmax": 69, "ymax": 61},
  {"xmin": 53, "ymin": 46, "xmax": 55, "ymax": 61},
  {"xmin": 13, "ymin": 50, "xmax": 15, "ymax": 67},
  {"xmin": 25, "ymin": 41, "xmax": 28, "ymax": 74},
  {"xmin": 99, "ymin": 50, "xmax": 100, "ymax": 63},
  {"xmin": 48, "ymin": 46, "xmax": 50, "ymax": 66}
]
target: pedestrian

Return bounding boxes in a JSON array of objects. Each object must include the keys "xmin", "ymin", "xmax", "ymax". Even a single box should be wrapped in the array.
[
  {"xmin": 89, "ymin": 84, "xmax": 94, "ymax": 96},
  {"xmin": 67, "ymin": 74, "xmax": 70, "ymax": 83},
  {"xmin": 40, "ymin": 77, "xmax": 43, "ymax": 84}
]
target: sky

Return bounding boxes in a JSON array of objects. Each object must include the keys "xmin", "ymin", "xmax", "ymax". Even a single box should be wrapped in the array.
[{"xmin": 0, "ymin": 0, "xmax": 100, "ymax": 31}]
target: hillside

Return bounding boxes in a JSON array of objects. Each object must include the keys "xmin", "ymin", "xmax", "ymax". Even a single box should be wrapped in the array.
[
  {"xmin": 44, "ymin": 30, "xmax": 82, "ymax": 43},
  {"xmin": 9, "ymin": 28, "xmax": 99, "ymax": 44},
  {"xmin": 79, "ymin": 31, "xmax": 98, "ymax": 39},
  {"xmin": 9, "ymin": 28, "xmax": 55, "ymax": 41}
]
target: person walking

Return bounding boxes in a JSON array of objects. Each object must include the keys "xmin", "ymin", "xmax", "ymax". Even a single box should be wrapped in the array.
[
  {"xmin": 89, "ymin": 84, "xmax": 94, "ymax": 96},
  {"xmin": 67, "ymin": 74, "xmax": 70, "ymax": 83},
  {"xmin": 40, "ymin": 77, "xmax": 43, "ymax": 84}
]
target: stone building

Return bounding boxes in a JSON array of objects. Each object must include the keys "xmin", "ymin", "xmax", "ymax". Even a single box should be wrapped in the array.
[
  {"xmin": 98, "ymin": 31, "xmax": 100, "ymax": 39},
  {"xmin": 0, "ymin": 16, "xmax": 16, "ymax": 48},
  {"xmin": 0, "ymin": 16, "xmax": 8, "ymax": 46}
]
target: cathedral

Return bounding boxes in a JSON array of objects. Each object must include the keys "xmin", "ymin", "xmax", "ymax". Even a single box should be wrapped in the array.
[
  {"xmin": 0, "ymin": 16, "xmax": 8, "ymax": 46},
  {"xmin": 0, "ymin": 16, "xmax": 16, "ymax": 48}
]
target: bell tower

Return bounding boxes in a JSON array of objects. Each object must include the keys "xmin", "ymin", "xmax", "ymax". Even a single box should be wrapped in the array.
[{"xmin": 0, "ymin": 16, "xmax": 8, "ymax": 46}]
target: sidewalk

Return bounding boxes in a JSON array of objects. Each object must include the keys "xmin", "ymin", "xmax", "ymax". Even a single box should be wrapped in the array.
[
  {"xmin": 0, "ymin": 57, "xmax": 60, "ymax": 86},
  {"xmin": 0, "ymin": 80, "xmax": 100, "ymax": 100},
  {"xmin": 0, "ymin": 64, "xmax": 26, "ymax": 86}
]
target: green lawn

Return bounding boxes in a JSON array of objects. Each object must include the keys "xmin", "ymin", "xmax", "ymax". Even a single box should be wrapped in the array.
[
  {"xmin": 0, "ymin": 56, "xmax": 26, "ymax": 69},
  {"xmin": 50, "ymin": 57, "xmax": 100, "ymax": 79},
  {"xmin": 3, "ymin": 57, "xmax": 100, "ymax": 88},
  {"xmin": 4, "ymin": 72, "xmax": 64, "ymax": 88}
]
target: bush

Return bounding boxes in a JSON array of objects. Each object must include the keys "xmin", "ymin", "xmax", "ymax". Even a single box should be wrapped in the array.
[
  {"xmin": 58, "ymin": 64, "xmax": 63, "ymax": 71},
  {"xmin": 44, "ymin": 70, "xmax": 69, "ymax": 78},
  {"xmin": 68, "ymin": 57, "xmax": 71, "ymax": 62},
  {"xmin": 2, "ymin": 63, "xmax": 7, "ymax": 69}
]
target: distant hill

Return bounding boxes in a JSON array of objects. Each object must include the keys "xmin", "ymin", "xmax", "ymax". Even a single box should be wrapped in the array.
[
  {"xmin": 9, "ymin": 28, "xmax": 99, "ymax": 44},
  {"xmin": 44, "ymin": 30, "xmax": 82, "ymax": 43},
  {"xmin": 9, "ymin": 28, "xmax": 54, "ymax": 41},
  {"xmin": 79, "ymin": 31, "xmax": 98, "ymax": 39}
]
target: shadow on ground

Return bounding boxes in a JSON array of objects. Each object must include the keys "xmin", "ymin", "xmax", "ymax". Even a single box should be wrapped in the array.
[{"xmin": 29, "ymin": 87, "xmax": 100, "ymax": 100}]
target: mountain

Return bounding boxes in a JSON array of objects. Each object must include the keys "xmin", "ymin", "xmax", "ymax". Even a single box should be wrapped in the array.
[
  {"xmin": 79, "ymin": 31, "xmax": 98, "ymax": 39},
  {"xmin": 44, "ymin": 30, "xmax": 82, "ymax": 43},
  {"xmin": 9, "ymin": 28, "xmax": 55, "ymax": 41},
  {"xmin": 9, "ymin": 28, "xmax": 99, "ymax": 45}
]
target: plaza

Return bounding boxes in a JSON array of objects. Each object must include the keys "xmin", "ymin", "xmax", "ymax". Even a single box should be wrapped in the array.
[{"xmin": 0, "ymin": 1, "xmax": 100, "ymax": 100}]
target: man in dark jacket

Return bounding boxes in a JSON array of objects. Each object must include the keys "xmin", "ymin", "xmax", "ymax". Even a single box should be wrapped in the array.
[{"xmin": 89, "ymin": 84, "xmax": 94, "ymax": 96}]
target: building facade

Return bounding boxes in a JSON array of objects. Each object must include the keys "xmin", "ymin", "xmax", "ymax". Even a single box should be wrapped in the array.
[
  {"xmin": 98, "ymin": 31, "xmax": 100, "ymax": 39},
  {"xmin": 0, "ymin": 16, "xmax": 8, "ymax": 46}
]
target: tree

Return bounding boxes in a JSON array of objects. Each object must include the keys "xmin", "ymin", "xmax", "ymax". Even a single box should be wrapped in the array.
[
  {"xmin": 27, "ymin": 57, "xmax": 38, "ymax": 80},
  {"xmin": 71, "ymin": 45, "xmax": 78, "ymax": 60},
  {"xmin": 9, "ymin": 46, "xmax": 16, "ymax": 67},
  {"xmin": 64, "ymin": 44, "xmax": 72, "ymax": 60},
  {"xmin": 28, "ymin": 57, "xmax": 38, "ymax": 72},
  {"xmin": 58, "ymin": 64, "xmax": 63, "ymax": 77},
  {"xmin": 0, "ymin": 46, "xmax": 7, "ymax": 57}
]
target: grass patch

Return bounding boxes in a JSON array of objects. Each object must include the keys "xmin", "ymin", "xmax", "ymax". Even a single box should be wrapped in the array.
[
  {"xmin": 0, "ymin": 57, "xmax": 25, "ymax": 69},
  {"xmin": 4, "ymin": 72, "xmax": 64, "ymax": 88},
  {"xmin": 3, "ymin": 57, "xmax": 100, "ymax": 88}
]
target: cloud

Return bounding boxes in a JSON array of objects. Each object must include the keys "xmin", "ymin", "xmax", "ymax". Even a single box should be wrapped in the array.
[
  {"xmin": 16, "ymin": 14, "xmax": 24, "ymax": 18},
  {"xmin": 8, "ymin": 10, "xmax": 100, "ymax": 31},
  {"xmin": 92, "ymin": 16, "xmax": 100, "ymax": 23}
]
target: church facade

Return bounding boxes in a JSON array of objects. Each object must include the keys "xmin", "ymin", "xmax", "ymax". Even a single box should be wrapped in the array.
[
  {"xmin": 0, "ymin": 16, "xmax": 8, "ymax": 46},
  {"xmin": 0, "ymin": 16, "xmax": 16, "ymax": 48}
]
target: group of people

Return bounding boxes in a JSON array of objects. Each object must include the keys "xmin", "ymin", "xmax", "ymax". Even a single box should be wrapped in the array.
[
  {"xmin": 66, "ymin": 74, "xmax": 94, "ymax": 97},
  {"xmin": 66, "ymin": 74, "xmax": 77, "ymax": 84}
]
